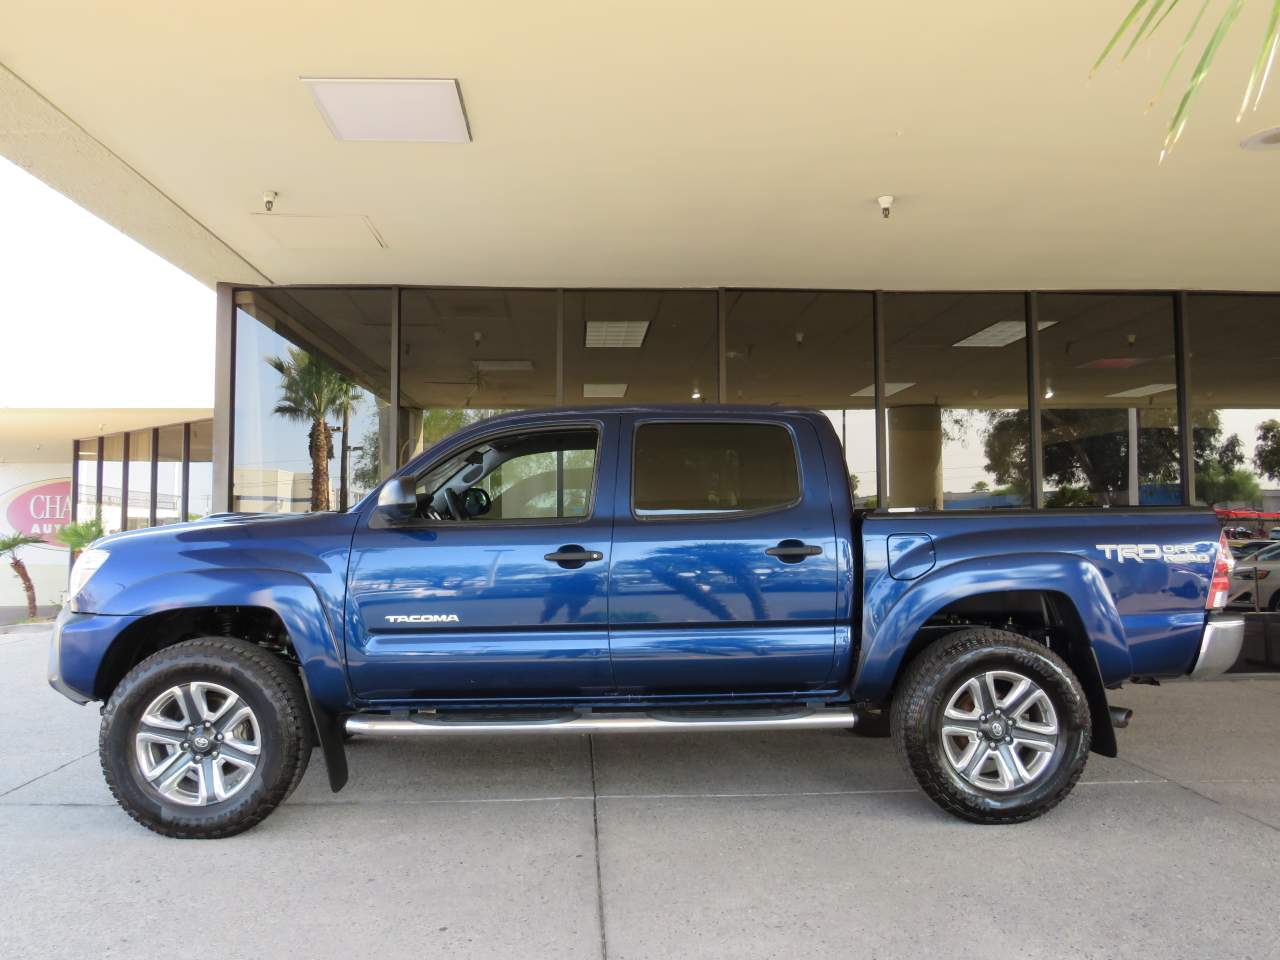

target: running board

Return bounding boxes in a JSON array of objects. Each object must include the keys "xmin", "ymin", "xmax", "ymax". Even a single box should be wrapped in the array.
[{"xmin": 344, "ymin": 706, "xmax": 857, "ymax": 737}]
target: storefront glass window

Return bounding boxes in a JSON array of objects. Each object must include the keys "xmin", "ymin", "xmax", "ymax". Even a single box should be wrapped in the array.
[
  {"xmin": 75, "ymin": 439, "xmax": 99, "ymax": 521},
  {"xmin": 1187, "ymin": 295, "xmax": 1280, "ymax": 523},
  {"xmin": 725, "ymin": 290, "xmax": 878, "ymax": 505},
  {"xmin": 398, "ymin": 289, "xmax": 558, "ymax": 465},
  {"xmin": 100, "ymin": 434, "xmax": 125, "ymax": 535},
  {"xmin": 1038, "ymin": 294, "xmax": 1180, "ymax": 507},
  {"xmin": 883, "ymin": 294, "xmax": 1031, "ymax": 510},
  {"xmin": 563, "ymin": 290, "xmax": 719, "ymax": 406},
  {"xmin": 154, "ymin": 425, "xmax": 183, "ymax": 526},
  {"xmin": 188, "ymin": 420, "xmax": 214, "ymax": 520},
  {"xmin": 233, "ymin": 288, "xmax": 393, "ymax": 513}
]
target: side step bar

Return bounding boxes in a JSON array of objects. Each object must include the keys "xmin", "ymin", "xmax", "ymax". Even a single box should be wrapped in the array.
[{"xmin": 345, "ymin": 706, "xmax": 857, "ymax": 738}]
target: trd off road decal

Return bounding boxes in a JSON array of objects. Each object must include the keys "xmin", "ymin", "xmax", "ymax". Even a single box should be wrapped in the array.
[{"xmin": 1095, "ymin": 543, "xmax": 1211, "ymax": 564}]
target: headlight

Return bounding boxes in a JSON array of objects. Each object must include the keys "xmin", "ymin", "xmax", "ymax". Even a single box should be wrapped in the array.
[{"xmin": 68, "ymin": 548, "xmax": 110, "ymax": 602}]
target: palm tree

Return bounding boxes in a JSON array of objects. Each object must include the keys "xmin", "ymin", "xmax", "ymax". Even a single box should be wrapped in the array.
[
  {"xmin": 266, "ymin": 348, "xmax": 352, "ymax": 511},
  {"xmin": 56, "ymin": 514, "xmax": 104, "ymax": 562},
  {"xmin": 0, "ymin": 532, "xmax": 45, "ymax": 620},
  {"xmin": 335, "ymin": 379, "xmax": 361, "ymax": 511}
]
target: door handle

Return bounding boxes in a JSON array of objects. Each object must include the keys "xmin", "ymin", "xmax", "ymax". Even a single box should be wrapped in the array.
[
  {"xmin": 766, "ymin": 540, "xmax": 823, "ymax": 563},
  {"xmin": 544, "ymin": 545, "xmax": 604, "ymax": 569}
]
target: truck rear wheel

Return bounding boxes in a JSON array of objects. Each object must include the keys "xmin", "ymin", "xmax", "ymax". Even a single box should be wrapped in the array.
[
  {"xmin": 891, "ymin": 628, "xmax": 1090, "ymax": 824},
  {"xmin": 99, "ymin": 637, "xmax": 312, "ymax": 839}
]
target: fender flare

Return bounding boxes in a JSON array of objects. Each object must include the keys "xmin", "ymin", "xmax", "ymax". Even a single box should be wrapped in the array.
[
  {"xmin": 101, "ymin": 568, "xmax": 350, "ymax": 791},
  {"xmin": 854, "ymin": 551, "xmax": 1130, "ymax": 706}
]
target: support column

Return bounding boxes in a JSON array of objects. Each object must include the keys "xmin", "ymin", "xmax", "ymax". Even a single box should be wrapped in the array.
[
  {"xmin": 212, "ymin": 283, "xmax": 235, "ymax": 512},
  {"xmin": 1127, "ymin": 408, "xmax": 1140, "ymax": 506},
  {"xmin": 887, "ymin": 405, "xmax": 944, "ymax": 510}
]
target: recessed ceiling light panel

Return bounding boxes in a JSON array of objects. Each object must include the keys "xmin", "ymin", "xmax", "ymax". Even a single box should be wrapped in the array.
[
  {"xmin": 303, "ymin": 78, "xmax": 471, "ymax": 142},
  {"xmin": 953, "ymin": 320, "xmax": 1056, "ymax": 348},
  {"xmin": 585, "ymin": 320, "xmax": 649, "ymax": 348},
  {"xmin": 850, "ymin": 382, "xmax": 915, "ymax": 398},
  {"xmin": 1107, "ymin": 383, "xmax": 1176, "ymax": 398},
  {"xmin": 583, "ymin": 383, "xmax": 628, "ymax": 398}
]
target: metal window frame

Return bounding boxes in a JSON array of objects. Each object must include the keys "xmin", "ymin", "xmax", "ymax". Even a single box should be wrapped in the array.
[
  {"xmin": 220, "ymin": 284, "xmax": 1211, "ymax": 516},
  {"xmin": 149, "ymin": 427, "xmax": 160, "ymax": 527},
  {"xmin": 181, "ymin": 422, "xmax": 192, "ymax": 522}
]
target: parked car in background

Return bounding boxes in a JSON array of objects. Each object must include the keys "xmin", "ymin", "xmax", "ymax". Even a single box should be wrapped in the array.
[
  {"xmin": 48, "ymin": 406, "xmax": 1240, "ymax": 837},
  {"xmin": 1229, "ymin": 539, "xmax": 1273, "ymax": 561},
  {"xmin": 1228, "ymin": 541, "xmax": 1280, "ymax": 611}
]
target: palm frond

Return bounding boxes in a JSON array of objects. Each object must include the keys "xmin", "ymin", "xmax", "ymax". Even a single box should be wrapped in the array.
[
  {"xmin": 1150, "ymin": 0, "xmax": 1213, "ymax": 109},
  {"xmin": 1093, "ymin": 0, "xmax": 1152, "ymax": 75},
  {"xmin": 1161, "ymin": 0, "xmax": 1247, "ymax": 160},
  {"xmin": 1125, "ymin": 0, "xmax": 1173, "ymax": 58},
  {"xmin": 0, "ymin": 532, "xmax": 47, "ymax": 554},
  {"xmin": 1098, "ymin": 0, "xmax": 1280, "ymax": 157},
  {"xmin": 1238, "ymin": 1, "xmax": 1280, "ymax": 118}
]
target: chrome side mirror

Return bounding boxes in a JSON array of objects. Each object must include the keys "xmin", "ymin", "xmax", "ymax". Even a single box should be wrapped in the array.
[{"xmin": 375, "ymin": 477, "xmax": 417, "ymax": 521}]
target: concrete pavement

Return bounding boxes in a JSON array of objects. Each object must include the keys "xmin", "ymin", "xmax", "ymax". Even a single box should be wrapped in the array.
[{"xmin": 2, "ymin": 627, "xmax": 1277, "ymax": 959}]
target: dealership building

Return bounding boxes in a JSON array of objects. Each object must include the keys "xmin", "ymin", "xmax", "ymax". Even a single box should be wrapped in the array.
[{"xmin": 2, "ymin": 6, "xmax": 1279, "ymax": 523}]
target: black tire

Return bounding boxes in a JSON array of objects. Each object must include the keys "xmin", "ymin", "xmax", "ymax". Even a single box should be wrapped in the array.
[
  {"xmin": 100, "ymin": 637, "xmax": 312, "ymax": 839},
  {"xmin": 891, "ymin": 628, "xmax": 1091, "ymax": 824}
]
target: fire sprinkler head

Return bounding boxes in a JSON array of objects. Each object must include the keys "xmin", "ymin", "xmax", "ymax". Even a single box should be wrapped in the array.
[{"xmin": 877, "ymin": 195, "xmax": 895, "ymax": 219}]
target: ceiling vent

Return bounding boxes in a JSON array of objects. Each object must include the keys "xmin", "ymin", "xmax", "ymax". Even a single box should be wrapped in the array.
[
  {"xmin": 585, "ymin": 320, "xmax": 649, "ymax": 348},
  {"xmin": 303, "ymin": 78, "xmax": 471, "ymax": 142}
]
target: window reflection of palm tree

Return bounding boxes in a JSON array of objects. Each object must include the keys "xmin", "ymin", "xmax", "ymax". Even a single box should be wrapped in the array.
[
  {"xmin": 267, "ymin": 348, "xmax": 359, "ymax": 511},
  {"xmin": 541, "ymin": 570, "xmax": 595, "ymax": 623},
  {"xmin": 634, "ymin": 543, "xmax": 770, "ymax": 621}
]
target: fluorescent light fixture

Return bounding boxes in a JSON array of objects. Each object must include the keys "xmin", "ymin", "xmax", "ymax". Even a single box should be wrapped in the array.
[
  {"xmin": 1106, "ymin": 383, "xmax": 1176, "ymax": 399},
  {"xmin": 583, "ymin": 383, "xmax": 627, "ymax": 398},
  {"xmin": 850, "ymin": 382, "xmax": 915, "ymax": 398},
  {"xmin": 472, "ymin": 360, "xmax": 533, "ymax": 373},
  {"xmin": 585, "ymin": 320, "xmax": 649, "ymax": 348},
  {"xmin": 953, "ymin": 320, "xmax": 1056, "ymax": 348},
  {"xmin": 303, "ymin": 78, "xmax": 471, "ymax": 142}
]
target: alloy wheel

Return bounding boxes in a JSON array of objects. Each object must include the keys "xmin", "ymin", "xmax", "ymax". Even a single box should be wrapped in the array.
[
  {"xmin": 939, "ymin": 669, "xmax": 1060, "ymax": 793},
  {"xmin": 133, "ymin": 682, "xmax": 261, "ymax": 806}
]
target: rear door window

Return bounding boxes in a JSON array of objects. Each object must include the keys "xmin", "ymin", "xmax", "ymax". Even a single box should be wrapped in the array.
[{"xmin": 632, "ymin": 421, "xmax": 800, "ymax": 516}]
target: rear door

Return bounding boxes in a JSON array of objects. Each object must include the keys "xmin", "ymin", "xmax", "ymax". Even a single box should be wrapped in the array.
[
  {"xmin": 345, "ymin": 416, "xmax": 618, "ymax": 700},
  {"xmin": 607, "ymin": 414, "xmax": 840, "ymax": 693}
]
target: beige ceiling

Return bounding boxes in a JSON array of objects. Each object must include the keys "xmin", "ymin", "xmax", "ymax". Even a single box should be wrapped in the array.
[
  {"xmin": 0, "ymin": 409, "xmax": 213, "ymax": 463},
  {"xmin": 2, "ymin": 2, "xmax": 1279, "ymax": 291}
]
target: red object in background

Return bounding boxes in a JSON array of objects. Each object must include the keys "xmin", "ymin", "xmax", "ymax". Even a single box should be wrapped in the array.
[
  {"xmin": 1215, "ymin": 508, "xmax": 1280, "ymax": 520},
  {"xmin": 4, "ymin": 480, "xmax": 72, "ymax": 546}
]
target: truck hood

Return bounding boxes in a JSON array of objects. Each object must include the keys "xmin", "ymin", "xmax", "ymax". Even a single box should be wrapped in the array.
[{"xmin": 77, "ymin": 510, "xmax": 362, "ymax": 615}]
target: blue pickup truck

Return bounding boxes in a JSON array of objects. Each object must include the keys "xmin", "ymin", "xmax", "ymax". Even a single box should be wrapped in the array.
[{"xmin": 49, "ymin": 406, "xmax": 1242, "ymax": 837}]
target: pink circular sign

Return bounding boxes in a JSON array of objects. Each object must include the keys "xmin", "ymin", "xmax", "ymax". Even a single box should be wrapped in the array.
[{"xmin": 4, "ymin": 480, "xmax": 72, "ymax": 547}]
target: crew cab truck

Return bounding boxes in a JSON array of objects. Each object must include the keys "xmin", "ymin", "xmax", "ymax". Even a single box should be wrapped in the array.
[{"xmin": 49, "ymin": 406, "xmax": 1243, "ymax": 837}]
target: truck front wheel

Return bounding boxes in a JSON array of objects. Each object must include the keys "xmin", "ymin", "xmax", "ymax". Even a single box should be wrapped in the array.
[
  {"xmin": 891, "ymin": 628, "xmax": 1091, "ymax": 824},
  {"xmin": 99, "ymin": 637, "xmax": 312, "ymax": 838}
]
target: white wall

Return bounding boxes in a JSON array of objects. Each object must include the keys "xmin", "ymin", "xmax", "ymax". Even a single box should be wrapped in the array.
[{"xmin": 0, "ymin": 465, "xmax": 72, "ymax": 610}]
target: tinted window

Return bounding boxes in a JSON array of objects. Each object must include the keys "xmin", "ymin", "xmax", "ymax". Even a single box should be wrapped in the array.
[{"xmin": 633, "ymin": 422, "xmax": 799, "ymax": 515}]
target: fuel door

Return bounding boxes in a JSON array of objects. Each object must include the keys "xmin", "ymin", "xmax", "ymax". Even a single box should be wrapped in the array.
[{"xmin": 887, "ymin": 533, "xmax": 936, "ymax": 581}]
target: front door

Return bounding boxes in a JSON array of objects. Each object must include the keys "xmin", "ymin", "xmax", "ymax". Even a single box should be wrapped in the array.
[
  {"xmin": 608, "ymin": 415, "xmax": 840, "ymax": 694},
  {"xmin": 345, "ymin": 417, "xmax": 617, "ymax": 700}
]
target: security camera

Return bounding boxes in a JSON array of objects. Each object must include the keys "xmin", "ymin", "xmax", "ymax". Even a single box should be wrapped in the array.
[
  {"xmin": 877, "ymin": 195, "xmax": 895, "ymax": 219},
  {"xmin": 263, "ymin": 191, "xmax": 278, "ymax": 213}
]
